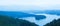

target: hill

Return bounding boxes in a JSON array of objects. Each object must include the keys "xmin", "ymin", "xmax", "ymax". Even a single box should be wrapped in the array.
[
  {"xmin": 0, "ymin": 15, "xmax": 38, "ymax": 26},
  {"xmin": 44, "ymin": 18, "xmax": 60, "ymax": 26}
]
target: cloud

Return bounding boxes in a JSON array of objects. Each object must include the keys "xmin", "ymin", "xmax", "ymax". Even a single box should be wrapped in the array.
[
  {"xmin": 0, "ymin": 5, "xmax": 41, "ymax": 11},
  {"xmin": 39, "ymin": 0, "xmax": 60, "ymax": 10},
  {"xmin": 0, "ymin": 0, "xmax": 40, "ymax": 6},
  {"xmin": 0, "ymin": 0, "xmax": 60, "ymax": 11}
]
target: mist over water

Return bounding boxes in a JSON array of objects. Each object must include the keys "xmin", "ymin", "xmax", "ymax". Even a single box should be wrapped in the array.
[{"xmin": 20, "ymin": 14, "xmax": 60, "ymax": 26}]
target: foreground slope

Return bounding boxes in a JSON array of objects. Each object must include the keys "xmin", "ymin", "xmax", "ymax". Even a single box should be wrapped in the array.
[
  {"xmin": 44, "ymin": 18, "xmax": 60, "ymax": 26},
  {"xmin": 0, "ymin": 15, "xmax": 38, "ymax": 26}
]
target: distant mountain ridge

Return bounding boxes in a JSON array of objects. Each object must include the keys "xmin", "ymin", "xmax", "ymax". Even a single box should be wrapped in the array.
[
  {"xmin": 0, "ymin": 11, "xmax": 35, "ymax": 18},
  {"xmin": 44, "ymin": 10, "xmax": 60, "ymax": 16},
  {"xmin": 0, "ymin": 11, "xmax": 46, "ymax": 20},
  {"xmin": 29, "ymin": 10, "xmax": 60, "ymax": 16}
]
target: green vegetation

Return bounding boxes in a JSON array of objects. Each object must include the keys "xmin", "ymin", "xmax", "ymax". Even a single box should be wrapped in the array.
[
  {"xmin": 44, "ymin": 19, "xmax": 60, "ymax": 26},
  {"xmin": 0, "ymin": 15, "xmax": 38, "ymax": 26}
]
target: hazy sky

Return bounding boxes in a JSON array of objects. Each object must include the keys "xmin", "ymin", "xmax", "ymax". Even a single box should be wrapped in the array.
[{"xmin": 0, "ymin": 0, "xmax": 60, "ymax": 11}]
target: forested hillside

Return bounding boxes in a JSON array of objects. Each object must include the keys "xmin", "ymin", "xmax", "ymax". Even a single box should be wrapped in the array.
[
  {"xmin": 0, "ymin": 15, "xmax": 38, "ymax": 26},
  {"xmin": 44, "ymin": 18, "xmax": 60, "ymax": 26}
]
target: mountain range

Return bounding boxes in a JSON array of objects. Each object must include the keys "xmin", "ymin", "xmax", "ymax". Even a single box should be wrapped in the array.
[{"xmin": 0, "ymin": 11, "xmax": 46, "ymax": 20}]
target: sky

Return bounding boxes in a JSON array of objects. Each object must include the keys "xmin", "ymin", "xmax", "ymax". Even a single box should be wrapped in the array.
[{"xmin": 0, "ymin": 0, "xmax": 60, "ymax": 11}]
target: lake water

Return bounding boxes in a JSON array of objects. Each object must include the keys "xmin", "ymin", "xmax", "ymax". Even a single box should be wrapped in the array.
[{"xmin": 19, "ymin": 14, "xmax": 60, "ymax": 26}]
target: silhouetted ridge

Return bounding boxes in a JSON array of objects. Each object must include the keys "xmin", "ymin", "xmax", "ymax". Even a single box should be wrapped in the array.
[{"xmin": 44, "ymin": 18, "xmax": 60, "ymax": 26}]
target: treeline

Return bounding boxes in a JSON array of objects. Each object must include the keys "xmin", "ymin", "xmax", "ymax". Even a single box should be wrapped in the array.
[
  {"xmin": 44, "ymin": 18, "xmax": 60, "ymax": 26},
  {"xmin": 44, "ymin": 10, "xmax": 60, "ymax": 15},
  {"xmin": 0, "ymin": 15, "xmax": 38, "ymax": 26}
]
